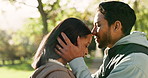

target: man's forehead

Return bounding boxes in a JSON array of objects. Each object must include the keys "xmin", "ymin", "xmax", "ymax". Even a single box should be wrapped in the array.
[
  {"xmin": 94, "ymin": 12, "xmax": 104, "ymax": 23},
  {"xmin": 94, "ymin": 14, "xmax": 98, "ymax": 23},
  {"xmin": 94, "ymin": 12, "xmax": 100, "ymax": 23}
]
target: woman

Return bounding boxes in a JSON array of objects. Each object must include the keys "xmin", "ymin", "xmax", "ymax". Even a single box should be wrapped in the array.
[{"xmin": 30, "ymin": 18, "xmax": 92, "ymax": 78}]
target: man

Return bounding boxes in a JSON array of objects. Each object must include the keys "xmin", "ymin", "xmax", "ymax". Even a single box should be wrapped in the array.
[{"xmin": 55, "ymin": 1, "xmax": 148, "ymax": 78}]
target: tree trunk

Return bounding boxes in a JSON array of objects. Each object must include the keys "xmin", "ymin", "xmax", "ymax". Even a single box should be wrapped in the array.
[
  {"xmin": 133, "ymin": 0, "xmax": 139, "ymax": 31},
  {"xmin": 37, "ymin": 0, "xmax": 48, "ymax": 35},
  {"xmin": 2, "ymin": 60, "xmax": 5, "ymax": 65},
  {"xmin": 11, "ymin": 60, "xmax": 14, "ymax": 65}
]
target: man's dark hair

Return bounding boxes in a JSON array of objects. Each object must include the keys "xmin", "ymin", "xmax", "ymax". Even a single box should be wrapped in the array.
[{"xmin": 99, "ymin": 1, "xmax": 136, "ymax": 35}]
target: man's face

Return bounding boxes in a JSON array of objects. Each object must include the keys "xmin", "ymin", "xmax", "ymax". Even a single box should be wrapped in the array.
[{"xmin": 92, "ymin": 12, "xmax": 111, "ymax": 48}]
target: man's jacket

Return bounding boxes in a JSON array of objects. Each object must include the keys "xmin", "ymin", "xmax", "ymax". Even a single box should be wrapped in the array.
[{"xmin": 69, "ymin": 31, "xmax": 148, "ymax": 78}]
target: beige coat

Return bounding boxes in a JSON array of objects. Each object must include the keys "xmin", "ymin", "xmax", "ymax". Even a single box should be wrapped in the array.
[{"xmin": 30, "ymin": 60, "xmax": 75, "ymax": 78}]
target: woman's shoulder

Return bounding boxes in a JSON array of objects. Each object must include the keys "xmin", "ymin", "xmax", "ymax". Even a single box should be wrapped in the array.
[
  {"xmin": 46, "ymin": 70, "xmax": 75, "ymax": 78},
  {"xmin": 44, "ymin": 62, "xmax": 75, "ymax": 78},
  {"xmin": 31, "ymin": 61, "xmax": 75, "ymax": 78}
]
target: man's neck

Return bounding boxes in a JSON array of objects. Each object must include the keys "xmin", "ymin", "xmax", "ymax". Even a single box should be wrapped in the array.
[{"xmin": 108, "ymin": 34, "xmax": 125, "ymax": 48}]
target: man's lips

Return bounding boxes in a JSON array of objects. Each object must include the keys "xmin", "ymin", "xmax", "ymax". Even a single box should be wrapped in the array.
[{"xmin": 95, "ymin": 37, "xmax": 100, "ymax": 43}]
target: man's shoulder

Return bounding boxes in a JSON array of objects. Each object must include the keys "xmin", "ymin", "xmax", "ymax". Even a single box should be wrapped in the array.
[
  {"xmin": 118, "ymin": 53, "xmax": 148, "ymax": 74},
  {"xmin": 114, "ymin": 52, "xmax": 148, "ymax": 68},
  {"xmin": 121, "ymin": 53, "xmax": 148, "ymax": 65},
  {"xmin": 110, "ymin": 53, "xmax": 148, "ymax": 78}
]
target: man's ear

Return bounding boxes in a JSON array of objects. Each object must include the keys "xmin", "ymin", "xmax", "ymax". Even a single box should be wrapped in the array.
[{"xmin": 113, "ymin": 21, "xmax": 122, "ymax": 32}]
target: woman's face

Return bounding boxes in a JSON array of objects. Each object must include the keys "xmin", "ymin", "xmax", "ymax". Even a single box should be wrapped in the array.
[
  {"xmin": 79, "ymin": 34, "xmax": 92, "ymax": 55},
  {"xmin": 57, "ymin": 34, "xmax": 92, "ymax": 65}
]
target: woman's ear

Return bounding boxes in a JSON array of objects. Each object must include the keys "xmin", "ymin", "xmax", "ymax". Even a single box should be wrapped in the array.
[{"xmin": 113, "ymin": 21, "xmax": 122, "ymax": 32}]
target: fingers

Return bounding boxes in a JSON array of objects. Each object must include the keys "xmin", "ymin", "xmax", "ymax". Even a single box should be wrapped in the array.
[
  {"xmin": 55, "ymin": 48, "xmax": 63, "ymax": 55},
  {"xmin": 57, "ymin": 37, "xmax": 66, "ymax": 47},
  {"xmin": 77, "ymin": 36, "xmax": 83, "ymax": 48},
  {"xmin": 55, "ymin": 48, "xmax": 66, "ymax": 61},
  {"xmin": 55, "ymin": 48, "xmax": 68, "ymax": 62},
  {"xmin": 56, "ymin": 45, "xmax": 63, "ymax": 52},
  {"xmin": 61, "ymin": 32, "xmax": 73, "ymax": 45},
  {"xmin": 55, "ymin": 32, "xmax": 83, "ymax": 62}
]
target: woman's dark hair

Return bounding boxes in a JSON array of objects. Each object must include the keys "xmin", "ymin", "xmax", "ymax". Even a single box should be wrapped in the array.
[
  {"xmin": 98, "ymin": 1, "xmax": 136, "ymax": 35},
  {"xmin": 32, "ymin": 18, "xmax": 91, "ymax": 69}
]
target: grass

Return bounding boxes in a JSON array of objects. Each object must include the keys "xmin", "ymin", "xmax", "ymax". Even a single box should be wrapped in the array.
[
  {"xmin": 0, "ymin": 58, "xmax": 94, "ymax": 78},
  {"xmin": 0, "ymin": 67, "xmax": 33, "ymax": 78},
  {"xmin": 0, "ymin": 60, "xmax": 34, "ymax": 78}
]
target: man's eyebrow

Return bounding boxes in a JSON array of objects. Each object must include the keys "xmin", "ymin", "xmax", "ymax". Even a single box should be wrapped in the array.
[
  {"xmin": 94, "ymin": 21, "xmax": 100, "ymax": 25},
  {"xmin": 96, "ymin": 21, "xmax": 100, "ymax": 23},
  {"xmin": 95, "ymin": 20, "xmax": 100, "ymax": 24}
]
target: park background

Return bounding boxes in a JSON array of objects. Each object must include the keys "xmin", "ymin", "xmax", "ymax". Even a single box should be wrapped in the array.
[{"xmin": 0, "ymin": 0, "xmax": 148, "ymax": 78}]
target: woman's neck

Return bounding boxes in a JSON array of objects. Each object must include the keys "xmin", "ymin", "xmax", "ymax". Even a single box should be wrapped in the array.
[{"xmin": 57, "ymin": 58, "xmax": 67, "ymax": 65}]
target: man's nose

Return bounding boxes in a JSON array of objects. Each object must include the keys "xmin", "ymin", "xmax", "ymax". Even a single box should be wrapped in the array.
[{"xmin": 91, "ymin": 26, "xmax": 97, "ymax": 35}]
